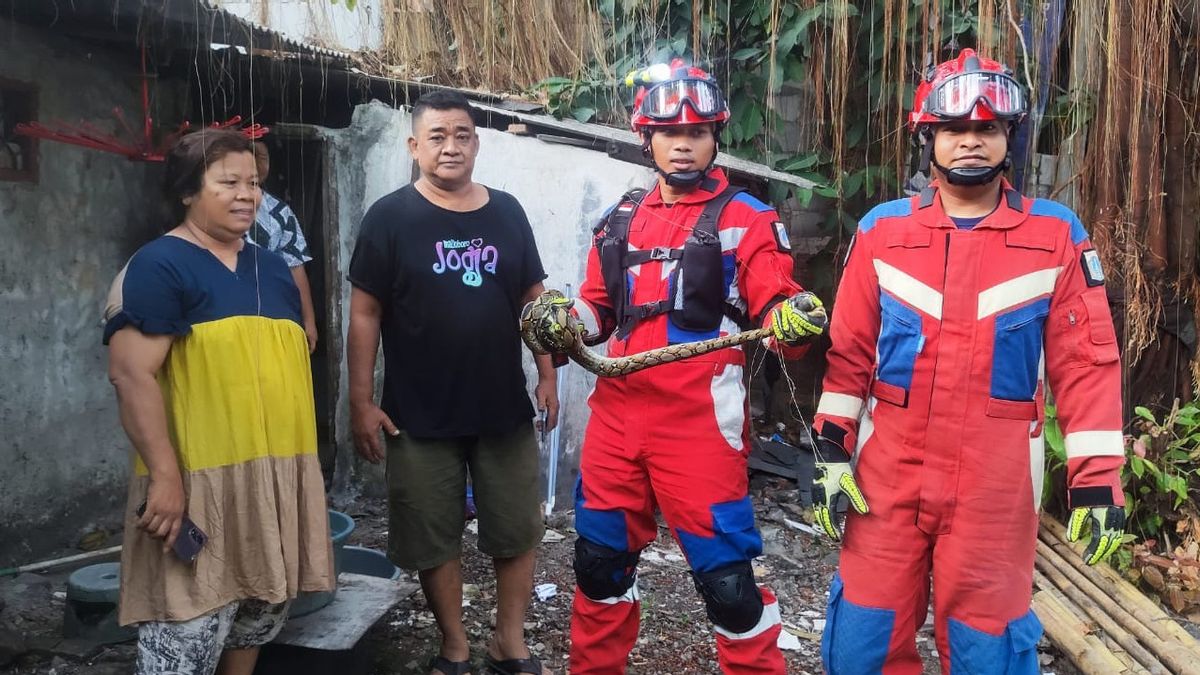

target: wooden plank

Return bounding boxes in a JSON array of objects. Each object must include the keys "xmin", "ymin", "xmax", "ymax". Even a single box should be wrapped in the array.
[{"xmin": 273, "ymin": 573, "xmax": 419, "ymax": 651}]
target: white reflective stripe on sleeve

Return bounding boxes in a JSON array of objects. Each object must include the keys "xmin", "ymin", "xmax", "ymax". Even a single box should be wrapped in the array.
[
  {"xmin": 976, "ymin": 267, "xmax": 1063, "ymax": 319},
  {"xmin": 575, "ymin": 298, "xmax": 602, "ymax": 339},
  {"xmin": 712, "ymin": 599, "xmax": 781, "ymax": 640},
  {"xmin": 1064, "ymin": 430, "xmax": 1125, "ymax": 458},
  {"xmin": 591, "ymin": 579, "xmax": 640, "ymax": 605},
  {"xmin": 817, "ymin": 392, "xmax": 865, "ymax": 420},
  {"xmin": 873, "ymin": 259, "xmax": 943, "ymax": 319}
]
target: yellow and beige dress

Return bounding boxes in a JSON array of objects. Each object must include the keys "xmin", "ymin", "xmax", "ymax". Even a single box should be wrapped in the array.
[{"xmin": 103, "ymin": 235, "xmax": 334, "ymax": 625}]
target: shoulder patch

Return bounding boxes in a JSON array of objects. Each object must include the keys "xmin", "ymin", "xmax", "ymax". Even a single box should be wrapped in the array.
[
  {"xmin": 1082, "ymin": 249, "xmax": 1105, "ymax": 287},
  {"xmin": 772, "ymin": 221, "xmax": 791, "ymax": 252}
]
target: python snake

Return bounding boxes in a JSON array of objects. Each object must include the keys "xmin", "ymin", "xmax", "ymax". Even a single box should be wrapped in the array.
[{"xmin": 520, "ymin": 289, "xmax": 770, "ymax": 378}]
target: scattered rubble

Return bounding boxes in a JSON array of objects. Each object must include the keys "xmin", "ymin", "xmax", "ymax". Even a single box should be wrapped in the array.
[{"xmin": 0, "ymin": 476, "xmax": 1097, "ymax": 674}]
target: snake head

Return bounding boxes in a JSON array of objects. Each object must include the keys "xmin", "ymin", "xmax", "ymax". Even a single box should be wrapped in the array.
[
  {"xmin": 786, "ymin": 291, "xmax": 828, "ymax": 332},
  {"xmin": 520, "ymin": 289, "xmax": 583, "ymax": 354}
]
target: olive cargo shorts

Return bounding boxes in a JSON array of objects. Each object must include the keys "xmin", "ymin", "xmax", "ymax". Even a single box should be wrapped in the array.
[{"xmin": 385, "ymin": 422, "xmax": 545, "ymax": 571}]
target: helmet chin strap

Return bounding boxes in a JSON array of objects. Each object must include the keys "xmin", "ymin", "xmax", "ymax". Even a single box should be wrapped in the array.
[
  {"xmin": 663, "ymin": 169, "xmax": 705, "ymax": 188},
  {"xmin": 932, "ymin": 157, "xmax": 1008, "ymax": 186},
  {"xmin": 641, "ymin": 130, "xmax": 719, "ymax": 189},
  {"xmin": 918, "ymin": 126, "xmax": 1010, "ymax": 187}
]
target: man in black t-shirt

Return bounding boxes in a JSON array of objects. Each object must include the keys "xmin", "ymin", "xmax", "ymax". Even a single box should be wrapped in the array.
[{"xmin": 348, "ymin": 90, "xmax": 556, "ymax": 675}]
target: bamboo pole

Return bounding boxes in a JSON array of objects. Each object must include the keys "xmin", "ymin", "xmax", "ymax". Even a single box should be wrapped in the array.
[
  {"xmin": 1032, "ymin": 588, "xmax": 1131, "ymax": 674},
  {"xmin": 1036, "ymin": 536, "xmax": 1200, "ymax": 675},
  {"xmin": 1041, "ymin": 515, "xmax": 1200, "ymax": 648},
  {"xmin": 1033, "ymin": 562, "xmax": 1169, "ymax": 674},
  {"xmin": 1101, "ymin": 631, "xmax": 1152, "ymax": 675}
]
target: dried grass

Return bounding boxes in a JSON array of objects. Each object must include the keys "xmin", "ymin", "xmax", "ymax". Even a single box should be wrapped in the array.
[
  {"xmin": 367, "ymin": 0, "xmax": 1196, "ymax": 387},
  {"xmin": 379, "ymin": 0, "xmax": 606, "ymax": 93}
]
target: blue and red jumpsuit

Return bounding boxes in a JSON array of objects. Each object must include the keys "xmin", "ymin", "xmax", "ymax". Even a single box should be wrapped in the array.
[
  {"xmin": 814, "ymin": 181, "xmax": 1125, "ymax": 673},
  {"xmin": 569, "ymin": 169, "xmax": 802, "ymax": 674}
]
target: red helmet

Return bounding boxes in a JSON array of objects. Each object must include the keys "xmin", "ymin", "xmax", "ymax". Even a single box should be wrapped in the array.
[
  {"xmin": 628, "ymin": 59, "xmax": 731, "ymax": 132},
  {"xmin": 909, "ymin": 49, "xmax": 1027, "ymax": 132}
]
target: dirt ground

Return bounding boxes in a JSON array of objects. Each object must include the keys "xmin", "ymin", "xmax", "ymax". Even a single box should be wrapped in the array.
[
  {"xmin": 0, "ymin": 473, "xmax": 1084, "ymax": 674},
  {"xmin": 349, "ymin": 477, "xmax": 913, "ymax": 675}
]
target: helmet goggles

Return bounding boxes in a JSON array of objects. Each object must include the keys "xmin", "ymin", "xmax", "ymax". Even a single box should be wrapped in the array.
[
  {"xmin": 926, "ymin": 71, "xmax": 1027, "ymax": 120},
  {"xmin": 637, "ymin": 78, "xmax": 726, "ymax": 121}
]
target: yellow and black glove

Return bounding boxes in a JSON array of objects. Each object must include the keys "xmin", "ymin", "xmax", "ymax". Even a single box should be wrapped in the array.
[
  {"xmin": 811, "ymin": 436, "xmax": 869, "ymax": 541},
  {"xmin": 770, "ymin": 292, "xmax": 828, "ymax": 346},
  {"xmin": 1067, "ymin": 505, "xmax": 1126, "ymax": 566}
]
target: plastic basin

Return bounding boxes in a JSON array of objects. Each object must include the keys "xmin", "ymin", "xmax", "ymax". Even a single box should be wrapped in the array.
[
  {"xmin": 289, "ymin": 509, "xmax": 355, "ymax": 618},
  {"xmin": 340, "ymin": 545, "xmax": 400, "ymax": 580}
]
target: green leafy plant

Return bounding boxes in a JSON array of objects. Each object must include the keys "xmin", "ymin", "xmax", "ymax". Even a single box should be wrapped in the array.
[
  {"xmin": 1044, "ymin": 399, "xmax": 1200, "ymax": 571},
  {"xmin": 532, "ymin": 0, "xmax": 1023, "ymax": 290},
  {"xmin": 531, "ymin": 75, "xmax": 609, "ymax": 124},
  {"xmin": 1127, "ymin": 403, "xmax": 1200, "ymax": 535}
]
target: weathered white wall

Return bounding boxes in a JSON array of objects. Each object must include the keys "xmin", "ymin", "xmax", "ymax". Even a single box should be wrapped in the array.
[
  {"xmin": 213, "ymin": 0, "xmax": 385, "ymax": 52},
  {"xmin": 322, "ymin": 101, "xmax": 654, "ymax": 507},
  {"xmin": 473, "ymin": 127, "xmax": 655, "ymax": 508},
  {"xmin": 0, "ymin": 18, "xmax": 175, "ymax": 563},
  {"xmin": 320, "ymin": 102, "xmax": 413, "ymax": 497}
]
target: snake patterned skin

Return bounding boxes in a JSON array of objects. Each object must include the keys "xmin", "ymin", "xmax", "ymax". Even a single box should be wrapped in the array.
[{"xmin": 520, "ymin": 290, "xmax": 771, "ymax": 378}]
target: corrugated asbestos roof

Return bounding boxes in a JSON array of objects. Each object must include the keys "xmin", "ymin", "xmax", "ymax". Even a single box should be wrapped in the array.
[
  {"xmin": 199, "ymin": 1, "xmax": 353, "ymax": 61},
  {"xmin": 0, "ymin": 0, "xmax": 352, "ymax": 62}
]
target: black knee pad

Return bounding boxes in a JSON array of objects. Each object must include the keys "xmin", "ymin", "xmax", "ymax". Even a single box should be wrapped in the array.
[
  {"xmin": 692, "ymin": 561, "xmax": 764, "ymax": 633},
  {"xmin": 573, "ymin": 537, "xmax": 639, "ymax": 601}
]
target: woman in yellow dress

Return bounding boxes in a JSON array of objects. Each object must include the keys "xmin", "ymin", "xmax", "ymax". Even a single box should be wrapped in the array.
[{"xmin": 104, "ymin": 129, "xmax": 334, "ymax": 675}]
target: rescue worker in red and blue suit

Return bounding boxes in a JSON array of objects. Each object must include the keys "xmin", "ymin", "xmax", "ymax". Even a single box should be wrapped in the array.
[
  {"xmin": 811, "ymin": 49, "xmax": 1127, "ymax": 674},
  {"xmin": 533, "ymin": 60, "xmax": 828, "ymax": 674}
]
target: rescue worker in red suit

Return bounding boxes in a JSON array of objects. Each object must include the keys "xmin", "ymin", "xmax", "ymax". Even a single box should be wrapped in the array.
[
  {"xmin": 811, "ymin": 49, "xmax": 1127, "ymax": 674},
  {"xmin": 526, "ymin": 60, "xmax": 828, "ymax": 674}
]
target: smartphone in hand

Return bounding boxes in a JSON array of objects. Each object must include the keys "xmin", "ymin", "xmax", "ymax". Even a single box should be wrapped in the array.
[{"xmin": 136, "ymin": 501, "xmax": 207, "ymax": 563}]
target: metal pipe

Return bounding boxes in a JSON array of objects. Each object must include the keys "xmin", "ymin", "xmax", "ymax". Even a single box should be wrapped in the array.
[
  {"xmin": 0, "ymin": 545, "xmax": 122, "ymax": 578},
  {"xmin": 544, "ymin": 283, "xmax": 570, "ymax": 517}
]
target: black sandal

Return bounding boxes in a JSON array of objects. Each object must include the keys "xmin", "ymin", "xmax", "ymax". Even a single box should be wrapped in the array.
[
  {"xmin": 431, "ymin": 655, "xmax": 473, "ymax": 675},
  {"xmin": 485, "ymin": 654, "xmax": 543, "ymax": 675}
]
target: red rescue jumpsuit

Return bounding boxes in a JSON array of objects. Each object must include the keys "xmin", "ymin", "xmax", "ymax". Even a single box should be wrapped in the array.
[
  {"xmin": 814, "ymin": 181, "xmax": 1125, "ymax": 673},
  {"xmin": 569, "ymin": 169, "xmax": 802, "ymax": 674}
]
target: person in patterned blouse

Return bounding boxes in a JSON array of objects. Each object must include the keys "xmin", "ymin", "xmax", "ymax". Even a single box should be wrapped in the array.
[{"xmin": 247, "ymin": 140, "xmax": 318, "ymax": 353}]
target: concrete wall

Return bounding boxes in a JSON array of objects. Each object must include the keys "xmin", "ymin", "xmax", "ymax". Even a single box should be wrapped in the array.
[
  {"xmin": 0, "ymin": 20, "xmax": 170, "ymax": 564},
  {"xmin": 322, "ymin": 101, "xmax": 654, "ymax": 508},
  {"xmin": 214, "ymin": 0, "xmax": 385, "ymax": 52},
  {"xmin": 320, "ymin": 102, "xmax": 414, "ymax": 498},
  {"xmin": 474, "ymin": 126, "xmax": 655, "ymax": 509}
]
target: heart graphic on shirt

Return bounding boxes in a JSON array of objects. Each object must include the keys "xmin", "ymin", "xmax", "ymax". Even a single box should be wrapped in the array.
[{"xmin": 471, "ymin": 238, "xmax": 484, "ymax": 248}]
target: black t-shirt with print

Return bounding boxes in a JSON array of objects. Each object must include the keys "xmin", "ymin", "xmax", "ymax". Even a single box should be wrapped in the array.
[{"xmin": 349, "ymin": 184, "xmax": 546, "ymax": 438}]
